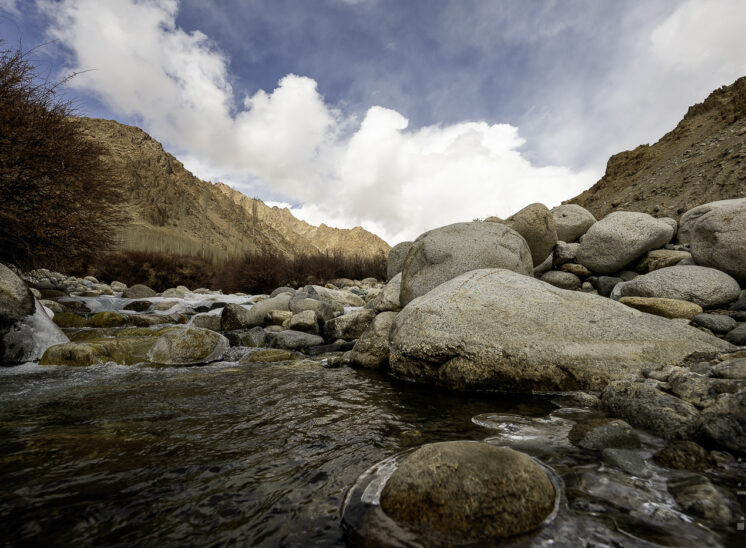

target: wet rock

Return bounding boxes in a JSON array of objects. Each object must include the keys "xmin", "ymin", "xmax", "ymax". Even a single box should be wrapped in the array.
[
  {"xmin": 564, "ymin": 468, "xmax": 657, "ymax": 513},
  {"xmin": 618, "ymin": 296, "xmax": 702, "ymax": 319},
  {"xmin": 668, "ymin": 370, "xmax": 746, "ymax": 408},
  {"xmin": 225, "ymin": 326, "xmax": 267, "ymax": 348},
  {"xmin": 698, "ymin": 389, "xmax": 746, "ymax": 454},
  {"xmin": 348, "ymin": 311, "xmax": 397, "ymax": 369},
  {"xmin": 540, "ymin": 270, "xmax": 581, "ymax": 290},
  {"xmin": 568, "ymin": 418, "xmax": 640, "ymax": 450},
  {"xmin": 692, "ymin": 313, "xmax": 737, "ymax": 334},
  {"xmin": 288, "ymin": 310, "xmax": 319, "ymax": 334},
  {"xmin": 668, "ymin": 474, "xmax": 739, "ymax": 526},
  {"xmin": 504, "ymin": 202, "xmax": 558, "ymax": 266},
  {"xmin": 323, "ymin": 309, "xmax": 376, "ymax": 341},
  {"xmin": 690, "ymin": 200, "xmax": 746, "ymax": 283},
  {"xmin": 40, "ymin": 337, "xmax": 154, "ymax": 366},
  {"xmin": 51, "ymin": 312, "xmax": 89, "ymax": 328},
  {"xmin": 306, "ymin": 341, "xmax": 356, "ymax": 355},
  {"xmin": 387, "ymin": 241, "xmax": 413, "ymax": 280},
  {"xmin": 152, "ymin": 301, "xmax": 179, "ymax": 311},
  {"xmin": 653, "ymin": 441, "xmax": 711, "ymax": 471},
  {"xmin": 110, "ymin": 281, "xmax": 126, "ymax": 293},
  {"xmin": 239, "ymin": 349, "xmax": 299, "ymax": 363},
  {"xmin": 576, "ymin": 211, "xmax": 674, "ymax": 274},
  {"xmin": 161, "ymin": 286, "xmax": 190, "ymax": 299},
  {"xmin": 602, "ymin": 448, "xmax": 649, "ymax": 477},
  {"xmin": 90, "ymin": 311, "xmax": 128, "ymax": 328},
  {"xmin": 551, "ymin": 391, "xmax": 601, "ymax": 409},
  {"xmin": 39, "ymin": 299, "xmax": 65, "ymax": 314},
  {"xmin": 601, "ymin": 381, "xmax": 700, "ymax": 440},
  {"xmin": 123, "ymin": 300, "xmax": 151, "ymax": 312},
  {"xmin": 148, "ymin": 327, "xmax": 229, "ymax": 365},
  {"xmin": 269, "ymin": 330, "xmax": 325, "ymax": 351},
  {"xmin": 550, "ymin": 204, "xmax": 596, "ymax": 243},
  {"xmin": 389, "ymin": 269, "xmax": 731, "ymax": 392},
  {"xmin": 122, "ymin": 284, "xmax": 156, "ymax": 299},
  {"xmin": 380, "ymin": 441, "xmax": 556, "ymax": 541},
  {"xmin": 725, "ymin": 325, "xmax": 746, "ymax": 345},
  {"xmin": 190, "ymin": 313, "xmax": 221, "ymax": 331},
  {"xmin": 400, "ymin": 221, "xmax": 532, "ymax": 306},
  {"xmin": 619, "ymin": 265, "xmax": 741, "ymax": 308},
  {"xmin": 634, "ymin": 249, "xmax": 692, "ymax": 273}
]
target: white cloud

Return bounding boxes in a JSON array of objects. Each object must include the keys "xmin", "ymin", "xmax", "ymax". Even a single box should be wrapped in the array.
[
  {"xmin": 0, "ymin": 0, "xmax": 19, "ymax": 15},
  {"xmin": 39, "ymin": 0, "xmax": 595, "ymax": 244}
]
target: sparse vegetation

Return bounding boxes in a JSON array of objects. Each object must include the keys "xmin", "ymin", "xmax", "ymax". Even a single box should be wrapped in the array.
[
  {"xmin": 0, "ymin": 41, "xmax": 127, "ymax": 270},
  {"xmin": 87, "ymin": 249, "xmax": 387, "ymax": 293}
]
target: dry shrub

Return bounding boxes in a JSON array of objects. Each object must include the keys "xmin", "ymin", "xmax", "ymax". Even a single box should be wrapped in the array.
[{"xmin": 0, "ymin": 42, "xmax": 127, "ymax": 270}]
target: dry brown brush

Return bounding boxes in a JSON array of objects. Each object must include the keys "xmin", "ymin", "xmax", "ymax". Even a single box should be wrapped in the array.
[{"xmin": 0, "ymin": 42, "xmax": 127, "ymax": 270}]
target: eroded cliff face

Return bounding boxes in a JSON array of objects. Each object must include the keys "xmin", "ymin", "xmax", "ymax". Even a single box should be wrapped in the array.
[
  {"xmin": 76, "ymin": 117, "xmax": 390, "ymax": 262},
  {"xmin": 569, "ymin": 76, "xmax": 746, "ymax": 219}
]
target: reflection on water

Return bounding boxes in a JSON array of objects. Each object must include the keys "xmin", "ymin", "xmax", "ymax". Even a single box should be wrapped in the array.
[{"xmin": 0, "ymin": 361, "xmax": 542, "ymax": 546}]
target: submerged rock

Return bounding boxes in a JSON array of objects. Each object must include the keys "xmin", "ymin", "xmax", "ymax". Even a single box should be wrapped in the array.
[
  {"xmin": 653, "ymin": 441, "xmax": 711, "ymax": 471},
  {"xmin": 568, "ymin": 418, "xmax": 640, "ymax": 450},
  {"xmin": 389, "ymin": 269, "xmax": 732, "ymax": 392},
  {"xmin": 239, "ymin": 349, "xmax": 299, "ymax": 363},
  {"xmin": 379, "ymin": 441, "xmax": 556, "ymax": 541}
]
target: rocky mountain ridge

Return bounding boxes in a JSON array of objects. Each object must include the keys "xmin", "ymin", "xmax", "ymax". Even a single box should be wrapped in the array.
[
  {"xmin": 569, "ymin": 76, "xmax": 746, "ymax": 219},
  {"xmin": 76, "ymin": 117, "xmax": 389, "ymax": 262}
]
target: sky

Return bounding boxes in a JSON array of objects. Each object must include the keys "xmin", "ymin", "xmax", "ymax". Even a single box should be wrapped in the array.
[{"xmin": 1, "ymin": 0, "xmax": 745, "ymax": 244}]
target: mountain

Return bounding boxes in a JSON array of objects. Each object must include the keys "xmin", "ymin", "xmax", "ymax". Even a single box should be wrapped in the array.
[
  {"xmin": 569, "ymin": 76, "xmax": 746, "ymax": 219},
  {"xmin": 76, "ymin": 117, "xmax": 390, "ymax": 262}
]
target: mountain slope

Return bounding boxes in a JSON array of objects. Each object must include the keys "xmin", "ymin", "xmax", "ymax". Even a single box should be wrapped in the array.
[
  {"xmin": 569, "ymin": 76, "xmax": 746, "ymax": 219},
  {"xmin": 76, "ymin": 117, "xmax": 390, "ymax": 262}
]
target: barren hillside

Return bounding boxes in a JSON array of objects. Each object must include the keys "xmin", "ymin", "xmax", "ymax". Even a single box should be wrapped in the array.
[{"xmin": 77, "ymin": 118, "xmax": 390, "ymax": 262}]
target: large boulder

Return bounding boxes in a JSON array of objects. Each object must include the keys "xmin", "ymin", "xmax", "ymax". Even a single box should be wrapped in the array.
[
  {"xmin": 40, "ymin": 337, "xmax": 155, "ymax": 366},
  {"xmin": 400, "ymin": 222, "xmax": 532, "ymax": 306},
  {"xmin": 389, "ymin": 269, "xmax": 732, "ymax": 392},
  {"xmin": 380, "ymin": 441, "xmax": 556, "ymax": 541},
  {"xmin": 148, "ymin": 327, "xmax": 229, "ymax": 365},
  {"xmin": 122, "ymin": 284, "xmax": 157, "ymax": 299},
  {"xmin": 1, "ymin": 264, "xmax": 68, "ymax": 364},
  {"xmin": 678, "ymin": 198, "xmax": 746, "ymax": 244},
  {"xmin": 504, "ymin": 203, "xmax": 558, "ymax": 266},
  {"xmin": 324, "ymin": 309, "xmax": 376, "ymax": 341},
  {"xmin": 365, "ymin": 272, "xmax": 401, "ymax": 312},
  {"xmin": 551, "ymin": 204, "xmax": 597, "ymax": 243},
  {"xmin": 619, "ymin": 265, "xmax": 740, "ymax": 308},
  {"xmin": 348, "ymin": 311, "xmax": 398, "ymax": 369},
  {"xmin": 387, "ymin": 241, "xmax": 413, "ymax": 281},
  {"xmin": 689, "ymin": 201, "xmax": 746, "ymax": 283},
  {"xmin": 576, "ymin": 212, "xmax": 674, "ymax": 274}
]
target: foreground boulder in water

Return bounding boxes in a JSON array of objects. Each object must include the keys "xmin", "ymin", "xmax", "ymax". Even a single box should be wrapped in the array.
[
  {"xmin": 147, "ymin": 327, "xmax": 228, "ymax": 365},
  {"xmin": 400, "ymin": 222, "xmax": 532, "ymax": 306},
  {"xmin": 380, "ymin": 441, "xmax": 556, "ymax": 541},
  {"xmin": 389, "ymin": 269, "xmax": 732, "ymax": 392},
  {"xmin": 1, "ymin": 263, "xmax": 68, "ymax": 364},
  {"xmin": 576, "ymin": 211, "xmax": 674, "ymax": 274}
]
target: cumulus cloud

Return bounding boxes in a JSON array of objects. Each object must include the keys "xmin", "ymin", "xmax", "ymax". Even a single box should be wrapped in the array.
[{"xmin": 39, "ymin": 0, "xmax": 596, "ymax": 243}]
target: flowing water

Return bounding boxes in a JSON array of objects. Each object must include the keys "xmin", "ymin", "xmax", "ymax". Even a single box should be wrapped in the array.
[{"xmin": 1, "ymin": 320, "xmax": 744, "ymax": 546}]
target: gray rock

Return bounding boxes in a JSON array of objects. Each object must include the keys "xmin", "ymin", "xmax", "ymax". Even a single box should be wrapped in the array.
[
  {"xmin": 602, "ymin": 448, "xmax": 650, "ymax": 477},
  {"xmin": 576, "ymin": 211, "xmax": 674, "ymax": 274},
  {"xmin": 533, "ymin": 252, "xmax": 553, "ymax": 277},
  {"xmin": 348, "ymin": 311, "xmax": 397, "ymax": 369},
  {"xmin": 190, "ymin": 313, "xmax": 222, "ymax": 331},
  {"xmin": 365, "ymin": 272, "xmax": 401, "ymax": 312},
  {"xmin": 569, "ymin": 418, "xmax": 640, "ymax": 450},
  {"xmin": 619, "ymin": 265, "xmax": 740, "ymax": 308},
  {"xmin": 288, "ymin": 310, "xmax": 319, "ymax": 334},
  {"xmin": 124, "ymin": 300, "xmax": 151, "ymax": 312},
  {"xmin": 711, "ymin": 358, "xmax": 746, "ymax": 379},
  {"xmin": 505, "ymin": 202, "xmax": 558, "ymax": 266},
  {"xmin": 601, "ymin": 381, "xmax": 700, "ymax": 440},
  {"xmin": 270, "ymin": 286, "xmax": 295, "ymax": 298},
  {"xmin": 148, "ymin": 327, "xmax": 228, "ymax": 365},
  {"xmin": 289, "ymin": 295, "xmax": 341, "ymax": 322},
  {"xmin": 161, "ymin": 286, "xmax": 190, "ymax": 299},
  {"xmin": 221, "ymin": 294, "xmax": 292, "ymax": 330},
  {"xmin": 678, "ymin": 198, "xmax": 746, "ymax": 244},
  {"xmin": 225, "ymin": 326, "xmax": 267, "ymax": 348},
  {"xmin": 122, "ymin": 284, "xmax": 157, "ymax": 299},
  {"xmin": 552, "ymin": 241, "xmax": 580, "ymax": 268},
  {"xmin": 725, "ymin": 324, "xmax": 746, "ymax": 345},
  {"xmin": 387, "ymin": 241, "xmax": 413, "ymax": 281},
  {"xmin": 400, "ymin": 222, "xmax": 532, "ymax": 306},
  {"xmin": 699, "ymin": 389, "xmax": 746, "ymax": 454},
  {"xmin": 306, "ymin": 341, "xmax": 356, "ymax": 355},
  {"xmin": 690, "ymin": 201, "xmax": 746, "ymax": 283},
  {"xmin": 597, "ymin": 276, "xmax": 622, "ymax": 298},
  {"xmin": 692, "ymin": 313, "xmax": 737, "ymax": 334},
  {"xmin": 668, "ymin": 474, "xmax": 739, "ymax": 526},
  {"xmin": 551, "ymin": 204, "xmax": 596, "ymax": 243},
  {"xmin": 311, "ymin": 285, "xmax": 365, "ymax": 308},
  {"xmin": 389, "ymin": 269, "xmax": 732, "ymax": 392},
  {"xmin": 379, "ymin": 441, "xmax": 556, "ymax": 541},
  {"xmin": 324, "ymin": 309, "xmax": 376, "ymax": 341},
  {"xmin": 540, "ymin": 270, "xmax": 581, "ymax": 290},
  {"xmin": 269, "ymin": 329, "xmax": 324, "ymax": 351},
  {"xmin": 1, "ymin": 263, "xmax": 35, "ymax": 327},
  {"xmin": 668, "ymin": 370, "xmax": 746, "ymax": 408}
]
